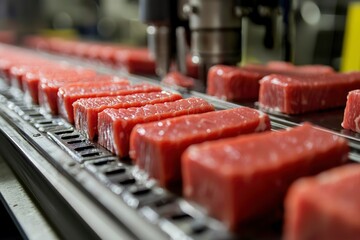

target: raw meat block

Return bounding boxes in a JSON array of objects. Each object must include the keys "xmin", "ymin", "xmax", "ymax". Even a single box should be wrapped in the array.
[
  {"xmin": 116, "ymin": 49, "xmax": 156, "ymax": 75},
  {"xmin": 207, "ymin": 65, "xmax": 263, "ymax": 101},
  {"xmin": 38, "ymin": 72, "xmax": 118, "ymax": 114},
  {"xmin": 170, "ymin": 56, "xmax": 199, "ymax": 78},
  {"xmin": 22, "ymin": 67, "xmax": 61, "ymax": 104},
  {"xmin": 161, "ymin": 72, "xmax": 195, "ymax": 89},
  {"xmin": 73, "ymin": 42, "xmax": 90, "ymax": 58},
  {"xmin": 130, "ymin": 107, "xmax": 270, "ymax": 188},
  {"xmin": 182, "ymin": 123, "xmax": 348, "ymax": 231},
  {"xmin": 186, "ymin": 56, "xmax": 199, "ymax": 79},
  {"xmin": 284, "ymin": 164, "xmax": 360, "ymax": 240},
  {"xmin": 24, "ymin": 36, "xmax": 50, "ymax": 50},
  {"xmin": 259, "ymin": 73, "xmax": 360, "ymax": 114},
  {"xmin": 207, "ymin": 63, "xmax": 336, "ymax": 102},
  {"xmin": 85, "ymin": 44, "xmax": 103, "ymax": 60},
  {"xmin": 342, "ymin": 90, "xmax": 360, "ymax": 133},
  {"xmin": 98, "ymin": 97, "xmax": 214, "ymax": 157},
  {"xmin": 75, "ymin": 91, "xmax": 182, "ymax": 140},
  {"xmin": 244, "ymin": 63, "xmax": 335, "ymax": 76},
  {"xmin": 265, "ymin": 61, "xmax": 295, "ymax": 70},
  {"xmin": 59, "ymin": 83, "xmax": 161, "ymax": 123},
  {"xmin": 98, "ymin": 46, "xmax": 130, "ymax": 65}
]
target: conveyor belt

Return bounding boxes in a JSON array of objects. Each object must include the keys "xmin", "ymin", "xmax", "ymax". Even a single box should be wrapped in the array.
[
  {"xmin": 0, "ymin": 79, "xmax": 234, "ymax": 239},
  {"xmin": 1, "ymin": 47, "xmax": 360, "ymax": 239}
]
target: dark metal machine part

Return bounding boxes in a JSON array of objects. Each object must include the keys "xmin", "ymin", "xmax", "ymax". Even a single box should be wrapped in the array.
[{"xmin": 139, "ymin": 0, "xmax": 295, "ymax": 82}]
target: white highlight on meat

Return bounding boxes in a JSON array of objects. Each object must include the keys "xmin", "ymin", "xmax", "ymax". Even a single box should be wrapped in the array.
[
  {"xmin": 255, "ymin": 110, "xmax": 268, "ymax": 132},
  {"xmin": 216, "ymin": 68, "xmax": 224, "ymax": 76},
  {"xmin": 270, "ymin": 77, "xmax": 281, "ymax": 85},
  {"xmin": 137, "ymin": 128, "xmax": 146, "ymax": 136}
]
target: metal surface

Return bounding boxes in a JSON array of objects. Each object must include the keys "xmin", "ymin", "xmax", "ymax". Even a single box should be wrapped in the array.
[
  {"xmin": 184, "ymin": 0, "xmax": 242, "ymax": 81},
  {"xmin": 147, "ymin": 25, "xmax": 171, "ymax": 76},
  {"xmin": 0, "ymin": 156, "xmax": 58, "ymax": 240},
  {"xmin": 140, "ymin": 0, "xmax": 295, "ymax": 83}
]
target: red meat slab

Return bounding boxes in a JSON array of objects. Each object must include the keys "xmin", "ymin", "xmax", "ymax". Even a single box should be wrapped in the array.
[
  {"xmin": 10, "ymin": 64, "xmax": 54, "ymax": 91},
  {"xmin": 342, "ymin": 90, "xmax": 360, "ymax": 133},
  {"xmin": 22, "ymin": 67, "xmax": 64, "ymax": 104},
  {"xmin": 58, "ymin": 82, "xmax": 161, "ymax": 123},
  {"xmin": 207, "ymin": 63, "xmax": 335, "ymax": 102},
  {"xmin": 186, "ymin": 56, "xmax": 199, "ymax": 79},
  {"xmin": 161, "ymin": 71, "xmax": 195, "ymax": 89},
  {"xmin": 182, "ymin": 123, "xmax": 348, "ymax": 231},
  {"xmin": 207, "ymin": 65, "xmax": 264, "ymax": 101},
  {"xmin": 259, "ymin": 73, "xmax": 360, "ymax": 114},
  {"xmin": 244, "ymin": 62, "xmax": 335, "ymax": 75},
  {"xmin": 116, "ymin": 48, "xmax": 156, "ymax": 75},
  {"xmin": 98, "ymin": 97, "xmax": 214, "ymax": 157},
  {"xmin": 130, "ymin": 107, "xmax": 271, "ymax": 188},
  {"xmin": 284, "ymin": 164, "xmax": 360, "ymax": 240},
  {"xmin": 74, "ymin": 91, "xmax": 182, "ymax": 140},
  {"xmin": 37, "ymin": 71, "xmax": 109, "ymax": 114}
]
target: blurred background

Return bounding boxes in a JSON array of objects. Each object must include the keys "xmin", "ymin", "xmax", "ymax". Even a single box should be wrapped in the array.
[{"xmin": 0, "ymin": 0, "xmax": 358, "ymax": 70}]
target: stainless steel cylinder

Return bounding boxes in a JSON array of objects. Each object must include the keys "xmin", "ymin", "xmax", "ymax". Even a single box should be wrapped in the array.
[
  {"xmin": 186, "ymin": 0, "xmax": 242, "ymax": 29},
  {"xmin": 147, "ymin": 25, "xmax": 170, "ymax": 77},
  {"xmin": 191, "ymin": 30, "xmax": 242, "ymax": 64},
  {"xmin": 184, "ymin": 0, "xmax": 242, "ymax": 81}
]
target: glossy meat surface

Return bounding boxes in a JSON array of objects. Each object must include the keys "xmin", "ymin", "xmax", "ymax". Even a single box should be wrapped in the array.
[
  {"xmin": 98, "ymin": 97, "xmax": 214, "ymax": 157},
  {"xmin": 342, "ymin": 90, "xmax": 360, "ymax": 132},
  {"xmin": 58, "ymin": 82, "xmax": 160, "ymax": 123},
  {"xmin": 182, "ymin": 123, "xmax": 348, "ymax": 230},
  {"xmin": 75, "ymin": 91, "xmax": 182, "ymax": 140},
  {"xmin": 161, "ymin": 71, "xmax": 195, "ymax": 89},
  {"xmin": 259, "ymin": 73, "xmax": 360, "ymax": 114},
  {"xmin": 130, "ymin": 107, "xmax": 271, "ymax": 188},
  {"xmin": 207, "ymin": 65, "xmax": 263, "ymax": 101},
  {"xmin": 284, "ymin": 164, "xmax": 360, "ymax": 240}
]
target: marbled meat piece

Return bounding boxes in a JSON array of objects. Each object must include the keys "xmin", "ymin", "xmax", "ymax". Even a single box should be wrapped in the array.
[
  {"xmin": 75, "ymin": 91, "xmax": 182, "ymax": 140},
  {"xmin": 342, "ymin": 90, "xmax": 360, "ymax": 133},
  {"xmin": 98, "ymin": 97, "xmax": 214, "ymax": 157},
  {"xmin": 59, "ymin": 82, "xmax": 161, "ymax": 123},
  {"xmin": 284, "ymin": 164, "xmax": 360, "ymax": 240},
  {"xmin": 161, "ymin": 71, "xmax": 195, "ymax": 89},
  {"xmin": 116, "ymin": 48, "xmax": 156, "ymax": 75},
  {"xmin": 130, "ymin": 107, "xmax": 270, "ymax": 188},
  {"xmin": 207, "ymin": 63, "xmax": 335, "ymax": 102},
  {"xmin": 38, "ymin": 69, "xmax": 98, "ymax": 114},
  {"xmin": 207, "ymin": 65, "xmax": 263, "ymax": 101},
  {"xmin": 244, "ymin": 62, "xmax": 335, "ymax": 76},
  {"xmin": 182, "ymin": 123, "xmax": 348, "ymax": 231},
  {"xmin": 259, "ymin": 73, "xmax": 360, "ymax": 114},
  {"xmin": 22, "ymin": 66, "xmax": 64, "ymax": 104}
]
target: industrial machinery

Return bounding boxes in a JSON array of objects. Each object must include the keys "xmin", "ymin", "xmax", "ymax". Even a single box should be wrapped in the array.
[{"xmin": 140, "ymin": 0, "xmax": 294, "ymax": 81}]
